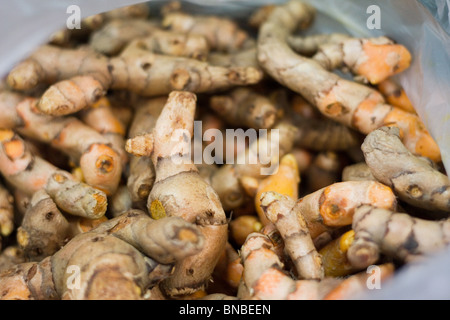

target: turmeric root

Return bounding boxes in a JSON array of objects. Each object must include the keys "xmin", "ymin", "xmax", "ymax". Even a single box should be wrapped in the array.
[
  {"xmin": 0, "ymin": 130, "xmax": 107, "ymax": 219},
  {"xmin": 209, "ymin": 87, "xmax": 278, "ymax": 129},
  {"xmin": 245, "ymin": 153, "xmax": 300, "ymax": 226},
  {"xmin": 17, "ymin": 190, "xmax": 107, "ymax": 261},
  {"xmin": 239, "ymin": 232, "xmax": 337, "ymax": 299},
  {"xmin": 162, "ymin": 12, "xmax": 250, "ymax": 53},
  {"xmin": 8, "ymin": 44, "xmax": 262, "ymax": 115},
  {"xmin": 0, "ymin": 246, "xmax": 26, "ymax": 273},
  {"xmin": 257, "ymin": 0, "xmax": 440, "ymax": 162},
  {"xmin": 102, "ymin": 3, "xmax": 150, "ymax": 21},
  {"xmin": 210, "ymin": 121, "xmax": 298, "ymax": 211},
  {"xmin": 324, "ymin": 263, "xmax": 395, "ymax": 300},
  {"xmin": 293, "ymin": 181, "xmax": 397, "ymax": 240},
  {"xmin": 289, "ymin": 33, "xmax": 411, "ymax": 84},
  {"xmin": 286, "ymin": 95, "xmax": 361, "ymax": 151},
  {"xmin": 306, "ymin": 151, "xmax": 341, "ymax": 192},
  {"xmin": 229, "ymin": 215, "xmax": 263, "ymax": 246},
  {"xmin": 126, "ymin": 97, "xmax": 166, "ymax": 204},
  {"xmin": 126, "ymin": 92, "xmax": 228, "ymax": 296},
  {"xmin": 319, "ymin": 230, "xmax": 360, "ymax": 277},
  {"xmin": 287, "ymin": 33, "xmax": 350, "ymax": 56},
  {"xmin": 362, "ymin": 126, "xmax": 450, "ymax": 213},
  {"xmin": 377, "ymin": 79, "xmax": 416, "ymax": 114},
  {"xmin": 110, "ymin": 185, "xmax": 133, "ymax": 217},
  {"xmin": 0, "ymin": 210, "xmax": 204, "ymax": 300},
  {"xmin": 347, "ymin": 205, "xmax": 450, "ymax": 269},
  {"xmin": 80, "ymin": 96, "xmax": 128, "ymax": 167},
  {"xmin": 0, "ymin": 91, "xmax": 122, "ymax": 194},
  {"xmin": 261, "ymin": 191, "xmax": 324, "ymax": 280},
  {"xmin": 208, "ymin": 48, "xmax": 260, "ymax": 69},
  {"xmin": 0, "ymin": 183, "xmax": 14, "ymax": 237},
  {"xmin": 89, "ymin": 19, "xmax": 158, "ymax": 55},
  {"xmin": 342, "ymin": 162, "xmax": 375, "ymax": 182}
]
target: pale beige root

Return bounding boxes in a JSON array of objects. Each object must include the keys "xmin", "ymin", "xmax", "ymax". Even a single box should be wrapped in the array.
[
  {"xmin": 287, "ymin": 33, "xmax": 350, "ymax": 56},
  {"xmin": 248, "ymin": 5, "xmax": 276, "ymax": 29},
  {"xmin": 38, "ymin": 75, "xmax": 106, "ymax": 116},
  {"xmin": 49, "ymin": 14, "xmax": 104, "ymax": 46},
  {"xmin": 162, "ymin": 11, "xmax": 249, "ymax": 53},
  {"xmin": 324, "ymin": 263, "xmax": 395, "ymax": 300},
  {"xmin": 229, "ymin": 215, "xmax": 263, "ymax": 246},
  {"xmin": 362, "ymin": 126, "xmax": 450, "ymax": 213},
  {"xmin": 93, "ymin": 210, "xmax": 205, "ymax": 265},
  {"xmin": 8, "ymin": 44, "xmax": 262, "ymax": 109},
  {"xmin": 0, "ymin": 92, "xmax": 122, "ymax": 194},
  {"xmin": 238, "ymin": 232, "xmax": 288, "ymax": 299},
  {"xmin": 285, "ymin": 94, "xmax": 361, "ymax": 151},
  {"xmin": 257, "ymin": 1, "xmax": 440, "ymax": 163},
  {"xmin": 342, "ymin": 162, "xmax": 375, "ymax": 182},
  {"xmin": 116, "ymin": 43, "xmax": 263, "ymax": 96},
  {"xmin": 0, "ymin": 130, "xmax": 107, "ymax": 219},
  {"xmin": 294, "ymin": 181, "xmax": 397, "ymax": 240},
  {"xmin": 0, "ymin": 183, "xmax": 14, "ymax": 237},
  {"xmin": 91, "ymin": 19, "xmax": 209, "ymax": 59},
  {"xmin": 261, "ymin": 223, "xmax": 285, "ymax": 262},
  {"xmin": 102, "ymin": 3, "xmax": 150, "ymax": 20},
  {"xmin": 261, "ymin": 191, "xmax": 324, "ymax": 280},
  {"xmin": 126, "ymin": 92, "xmax": 227, "ymax": 296},
  {"xmin": 128, "ymin": 30, "xmax": 210, "ymax": 60},
  {"xmin": 89, "ymin": 19, "xmax": 158, "ymax": 55},
  {"xmin": 0, "ymin": 257, "xmax": 58, "ymax": 300},
  {"xmin": 208, "ymin": 48, "xmax": 259, "ymax": 69},
  {"xmin": 306, "ymin": 151, "xmax": 341, "ymax": 192},
  {"xmin": 347, "ymin": 205, "xmax": 450, "ymax": 269},
  {"xmin": 209, "ymin": 87, "xmax": 278, "ymax": 129},
  {"xmin": 238, "ymin": 232, "xmax": 335, "ymax": 300},
  {"xmin": 16, "ymin": 190, "xmax": 73, "ymax": 261},
  {"xmin": 110, "ymin": 185, "xmax": 133, "ymax": 217},
  {"xmin": 80, "ymin": 96, "xmax": 128, "ymax": 166},
  {"xmin": 0, "ymin": 246, "xmax": 26, "ymax": 273},
  {"xmin": 126, "ymin": 97, "xmax": 166, "ymax": 204},
  {"xmin": 211, "ymin": 121, "xmax": 298, "ymax": 211},
  {"xmin": 201, "ymin": 293, "xmax": 238, "ymax": 300},
  {"xmin": 7, "ymin": 209, "xmax": 204, "ymax": 300},
  {"xmin": 291, "ymin": 115, "xmax": 361, "ymax": 151}
]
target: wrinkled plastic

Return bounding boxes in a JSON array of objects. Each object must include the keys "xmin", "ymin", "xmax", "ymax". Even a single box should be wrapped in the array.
[{"xmin": 1, "ymin": 0, "xmax": 450, "ymax": 299}]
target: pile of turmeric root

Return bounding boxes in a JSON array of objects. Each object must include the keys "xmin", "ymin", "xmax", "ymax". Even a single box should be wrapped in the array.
[{"xmin": 0, "ymin": 1, "xmax": 449, "ymax": 300}]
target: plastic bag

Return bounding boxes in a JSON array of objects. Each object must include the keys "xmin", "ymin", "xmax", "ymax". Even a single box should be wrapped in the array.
[{"xmin": 1, "ymin": 0, "xmax": 450, "ymax": 299}]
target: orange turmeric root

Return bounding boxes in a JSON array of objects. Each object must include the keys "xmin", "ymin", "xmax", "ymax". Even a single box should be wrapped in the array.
[
  {"xmin": 0, "ymin": 130, "xmax": 107, "ymax": 219},
  {"xmin": 293, "ymin": 181, "xmax": 397, "ymax": 240},
  {"xmin": 0, "ymin": 91, "xmax": 122, "ymax": 195},
  {"xmin": 0, "ymin": 183, "xmax": 14, "ymax": 237},
  {"xmin": 289, "ymin": 33, "xmax": 411, "ymax": 84},
  {"xmin": 257, "ymin": 0, "xmax": 440, "ymax": 162},
  {"xmin": 377, "ymin": 79, "xmax": 416, "ymax": 114}
]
